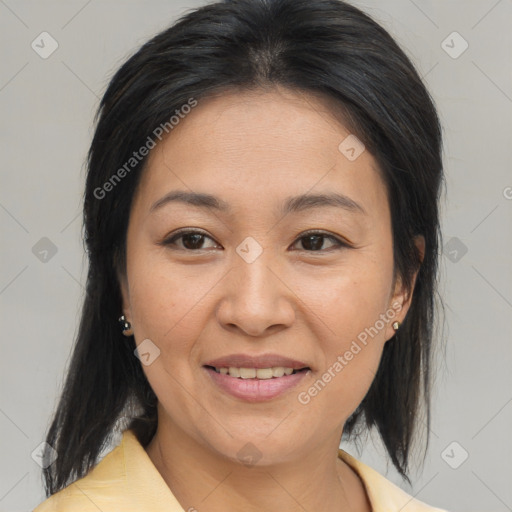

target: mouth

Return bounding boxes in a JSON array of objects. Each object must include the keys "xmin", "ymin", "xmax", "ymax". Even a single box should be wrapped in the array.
[{"xmin": 202, "ymin": 365, "xmax": 311, "ymax": 402}]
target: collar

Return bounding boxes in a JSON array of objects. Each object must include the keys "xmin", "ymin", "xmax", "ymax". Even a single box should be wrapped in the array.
[{"xmin": 35, "ymin": 429, "xmax": 446, "ymax": 512}]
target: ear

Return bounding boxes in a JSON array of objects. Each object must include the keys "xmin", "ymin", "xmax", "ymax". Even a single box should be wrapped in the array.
[{"xmin": 385, "ymin": 234, "xmax": 425, "ymax": 341}]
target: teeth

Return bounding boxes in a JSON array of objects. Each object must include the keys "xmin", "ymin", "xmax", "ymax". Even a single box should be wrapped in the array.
[
  {"xmin": 239, "ymin": 368, "xmax": 256, "ymax": 379},
  {"xmin": 255, "ymin": 368, "xmax": 273, "ymax": 379},
  {"xmin": 214, "ymin": 366, "xmax": 302, "ymax": 379}
]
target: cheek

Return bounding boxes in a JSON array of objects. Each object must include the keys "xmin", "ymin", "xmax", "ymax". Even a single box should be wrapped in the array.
[
  {"xmin": 127, "ymin": 248, "xmax": 208, "ymax": 338},
  {"xmin": 294, "ymin": 255, "xmax": 393, "ymax": 340},
  {"xmin": 292, "ymin": 260, "xmax": 392, "ymax": 418},
  {"xmin": 125, "ymin": 250, "xmax": 228, "ymax": 391}
]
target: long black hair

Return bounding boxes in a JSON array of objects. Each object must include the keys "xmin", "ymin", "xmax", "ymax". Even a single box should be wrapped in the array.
[{"xmin": 43, "ymin": 0, "xmax": 445, "ymax": 495}]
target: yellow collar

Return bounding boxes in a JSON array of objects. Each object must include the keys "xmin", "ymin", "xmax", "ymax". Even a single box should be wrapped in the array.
[{"xmin": 34, "ymin": 429, "xmax": 447, "ymax": 512}]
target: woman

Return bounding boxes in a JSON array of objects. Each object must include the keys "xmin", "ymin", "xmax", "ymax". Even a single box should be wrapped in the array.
[{"xmin": 34, "ymin": 0, "xmax": 448, "ymax": 510}]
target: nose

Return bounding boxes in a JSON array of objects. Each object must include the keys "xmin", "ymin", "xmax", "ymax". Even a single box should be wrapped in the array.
[{"xmin": 216, "ymin": 252, "xmax": 296, "ymax": 337}]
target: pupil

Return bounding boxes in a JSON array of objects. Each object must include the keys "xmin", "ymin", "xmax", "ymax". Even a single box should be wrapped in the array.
[
  {"xmin": 183, "ymin": 234, "xmax": 204, "ymax": 250},
  {"xmin": 303, "ymin": 235, "xmax": 323, "ymax": 251}
]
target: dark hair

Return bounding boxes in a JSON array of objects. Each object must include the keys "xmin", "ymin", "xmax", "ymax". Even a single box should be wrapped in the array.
[{"xmin": 43, "ymin": 0, "xmax": 445, "ymax": 496}]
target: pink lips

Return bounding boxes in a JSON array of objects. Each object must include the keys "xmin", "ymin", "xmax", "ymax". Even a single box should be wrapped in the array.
[
  {"xmin": 202, "ymin": 353, "xmax": 311, "ymax": 402},
  {"xmin": 203, "ymin": 366, "xmax": 309, "ymax": 402}
]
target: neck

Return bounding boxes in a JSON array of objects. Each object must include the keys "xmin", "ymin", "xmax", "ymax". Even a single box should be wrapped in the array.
[{"xmin": 145, "ymin": 416, "xmax": 371, "ymax": 512}]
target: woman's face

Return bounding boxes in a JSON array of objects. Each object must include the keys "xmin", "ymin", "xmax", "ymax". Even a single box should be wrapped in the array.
[{"xmin": 119, "ymin": 87, "xmax": 423, "ymax": 464}]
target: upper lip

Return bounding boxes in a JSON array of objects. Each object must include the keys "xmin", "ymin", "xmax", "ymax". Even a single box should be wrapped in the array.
[{"xmin": 204, "ymin": 353, "xmax": 310, "ymax": 370}]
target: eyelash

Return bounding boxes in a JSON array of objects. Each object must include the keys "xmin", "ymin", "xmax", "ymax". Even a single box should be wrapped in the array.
[{"xmin": 160, "ymin": 228, "xmax": 350, "ymax": 253}]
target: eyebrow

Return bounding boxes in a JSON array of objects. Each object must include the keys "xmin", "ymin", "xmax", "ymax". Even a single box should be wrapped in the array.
[{"xmin": 150, "ymin": 190, "xmax": 367, "ymax": 216}]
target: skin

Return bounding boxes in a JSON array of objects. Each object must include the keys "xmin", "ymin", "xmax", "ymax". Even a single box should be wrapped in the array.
[{"xmin": 119, "ymin": 86, "xmax": 425, "ymax": 512}]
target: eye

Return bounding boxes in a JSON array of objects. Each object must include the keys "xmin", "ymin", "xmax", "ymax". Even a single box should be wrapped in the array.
[
  {"xmin": 160, "ymin": 229, "xmax": 350, "ymax": 252},
  {"xmin": 160, "ymin": 229, "xmax": 220, "ymax": 251},
  {"xmin": 291, "ymin": 230, "xmax": 349, "ymax": 252}
]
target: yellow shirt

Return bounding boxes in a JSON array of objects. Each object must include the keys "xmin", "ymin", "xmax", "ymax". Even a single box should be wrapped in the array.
[{"xmin": 34, "ymin": 429, "xmax": 448, "ymax": 512}]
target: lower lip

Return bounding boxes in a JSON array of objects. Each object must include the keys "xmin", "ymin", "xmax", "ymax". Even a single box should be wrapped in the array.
[{"xmin": 203, "ymin": 366, "xmax": 309, "ymax": 402}]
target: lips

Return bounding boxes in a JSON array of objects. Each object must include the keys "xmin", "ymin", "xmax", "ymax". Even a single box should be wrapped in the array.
[
  {"xmin": 203, "ymin": 365, "xmax": 310, "ymax": 402},
  {"xmin": 203, "ymin": 353, "xmax": 310, "ymax": 370}
]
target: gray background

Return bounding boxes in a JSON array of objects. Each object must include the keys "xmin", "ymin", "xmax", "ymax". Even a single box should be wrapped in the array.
[{"xmin": 1, "ymin": 1, "xmax": 511, "ymax": 511}]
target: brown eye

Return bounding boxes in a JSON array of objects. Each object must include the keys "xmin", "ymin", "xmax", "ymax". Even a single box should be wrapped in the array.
[
  {"xmin": 292, "ymin": 231, "xmax": 348, "ymax": 252},
  {"xmin": 162, "ymin": 230, "xmax": 220, "ymax": 251}
]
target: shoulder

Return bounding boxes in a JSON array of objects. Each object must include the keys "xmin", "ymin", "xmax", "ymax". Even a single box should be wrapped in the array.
[
  {"xmin": 32, "ymin": 430, "xmax": 182, "ymax": 512},
  {"xmin": 338, "ymin": 449, "xmax": 450, "ymax": 512},
  {"xmin": 33, "ymin": 435, "xmax": 131, "ymax": 512}
]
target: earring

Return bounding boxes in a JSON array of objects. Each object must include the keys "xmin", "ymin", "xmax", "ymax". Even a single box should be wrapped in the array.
[
  {"xmin": 118, "ymin": 315, "xmax": 133, "ymax": 336},
  {"xmin": 392, "ymin": 321, "xmax": 401, "ymax": 332}
]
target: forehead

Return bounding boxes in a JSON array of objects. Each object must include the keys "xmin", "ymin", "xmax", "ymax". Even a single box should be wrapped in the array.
[{"xmin": 133, "ymin": 87, "xmax": 389, "ymax": 224}]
